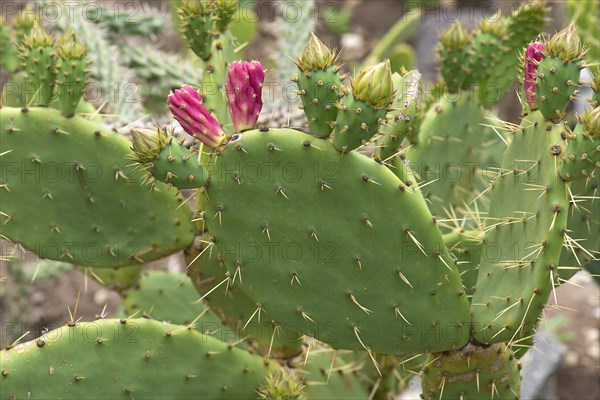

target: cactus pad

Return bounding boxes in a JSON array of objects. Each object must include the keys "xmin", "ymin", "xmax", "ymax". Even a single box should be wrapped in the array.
[
  {"xmin": 421, "ymin": 343, "xmax": 521, "ymax": 400},
  {"xmin": 122, "ymin": 270, "xmax": 222, "ymax": 332},
  {"xmin": 407, "ymin": 93, "xmax": 485, "ymax": 220},
  {"xmin": 471, "ymin": 111, "xmax": 569, "ymax": 344},
  {"xmin": 0, "ymin": 318, "xmax": 275, "ymax": 398},
  {"xmin": 205, "ymin": 128, "xmax": 470, "ymax": 354},
  {"xmin": 0, "ymin": 107, "xmax": 195, "ymax": 267},
  {"xmin": 186, "ymin": 237, "xmax": 303, "ymax": 358}
]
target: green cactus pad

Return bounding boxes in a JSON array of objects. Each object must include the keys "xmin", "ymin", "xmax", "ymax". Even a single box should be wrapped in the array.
[
  {"xmin": 477, "ymin": 2, "xmax": 546, "ymax": 107},
  {"xmin": 202, "ymin": 30, "xmax": 238, "ymax": 131},
  {"xmin": 444, "ymin": 230, "xmax": 484, "ymax": 298},
  {"xmin": 296, "ymin": 349, "xmax": 370, "ymax": 399},
  {"xmin": 0, "ymin": 107, "xmax": 195, "ymax": 267},
  {"xmin": 0, "ymin": 318, "xmax": 275, "ymax": 399},
  {"xmin": 438, "ymin": 22, "xmax": 471, "ymax": 92},
  {"xmin": 122, "ymin": 270, "xmax": 222, "ymax": 332},
  {"xmin": 54, "ymin": 32, "xmax": 90, "ymax": 118},
  {"xmin": 558, "ymin": 176, "xmax": 599, "ymax": 282},
  {"xmin": 536, "ymin": 56, "xmax": 582, "ymax": 120},
  {"xmin": 205, "ymin": 128, "xmax": 470, "ymax": 354},
  {"xmin": 471, "ymin": 111, "xmax": 569, "ymax": 344},
  {"xmin": 179, "ymin": 0, "xmax": 214, "ymax": 61},
  {"xmin": 332, "ymin": 97, "xmax": 387, "ymax": 153},
  {"xmin": 377, "ymin": 70, "xmax": 422, "ymax": 162},
  {"xmin": 421, "ymin": 343, "xmax": 521, "ymax": 400},
  {"xmin": 186, "ymin": 237, "xmax": 303, "ymax": 358},
  {"xmin": 407, "ymin": 92, "xmax": 485, "ymax": 220},
  {"xmin": 88, "ymin": 264, "xmax": 142, "ymax": 293},
  {"xmin": 559, "ymin": 114, "xmax": 600, "ymax": 182},
  {"xmin": 467, "ymin": 30, "xmax": 504, "ymax": 87},
  {"xmin": 150, "ymin": 136, "xmax": 208, "ymax": 189},
  {"xmin": 297, "ymin": 67, "xmax": 343, "ymax": 138},
  {"xmin": 19, "ymin": 25, "xmax": 57, "ymax": 106},
  {"xmin": 0, "ymin": 17, "xmax": 19, "ymax": 72}
]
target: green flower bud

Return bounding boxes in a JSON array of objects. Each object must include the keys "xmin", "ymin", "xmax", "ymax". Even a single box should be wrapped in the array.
[
  {"xmin": 21, "ymin": 22, "xmax": 55, "ymax": 49},
  {"xmin": 546, "ymin": 22, "xmax": 588, "ymax": 62},
  {"xmin": 439, "ymin": 22, "xmax": 471, "ymax": 50},
  {"xmin": 258, "ymin": 369, "xmax": 305, "ymax": 400},
  {"xmin": 476, "ymin": 12, "xmax": 506, "ymax": 37},
  {"xmin": 13, "ymin": 9, "xmax": 40, "ymax": 43},
  {"xmin": 131, "ymin": 127, "xmax": 168, "ymax": 162},
  {"xmin": 581, "ymin": 107, "xmax": 600, "ymax": 138},
  {"xmin": 214, "ymin": 0, "xmax": 237, "ymax": 31},
  {"xmin": 351, "ymin": 60, "xmax": 395, "ymax": 108},
  {"xmin": 295, "ymin": 32, "xmax": 338, "ymax": 73},
  {"xmin": 591, "ymin": 67, "xmax": 600, "ymax": 94},
  {"xmin": 57, "ymin": 29, "xmax": 88, "ymax": 60},
  {"xmin": 179, "ymin": 0, "xmax": 213, "ymax": 16}
]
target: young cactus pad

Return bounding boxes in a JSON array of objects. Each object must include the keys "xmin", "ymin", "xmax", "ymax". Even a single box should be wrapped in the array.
[
  {"xmin": 421, "ymin": 343, "xmax": 521, "ymax": 400},
  {"xmin": 205, "ymin": 128, "xmax": 471, "ymax": 354},
  {"xmin": 0, "ymin": 319, "xmax": 275, "ymax": 399},
  {"xmin": 0, "ymin": 107, "xmax": 195, "ymax": 267}
]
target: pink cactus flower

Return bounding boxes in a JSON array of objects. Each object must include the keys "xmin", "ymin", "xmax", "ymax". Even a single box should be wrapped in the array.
[
  {"xmin": 168, "ymin": 85, "xmax": 225, "ymax": 148},
  {"xmin": 524, "ymin": 42, "xmax": 546, "ymax": 109},
  {"xmin": 226, "ymin": 61, "xmax": 265, "ymax": 132}
]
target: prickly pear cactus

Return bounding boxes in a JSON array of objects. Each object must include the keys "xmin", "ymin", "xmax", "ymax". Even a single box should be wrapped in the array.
[
  {"xmin": 0, "ymin": 107, "xmax": 195, "ymax": 267},
  {"xmin": 131, "ymin": 127, "xmax": 208, "ymax": 190},
  {"xmin": 204, "ymin": 127, "xmax": 471, "ymax": 354},
  {"xmin": 122, "ymin": 270, "xmax": 222, "ymax": 331},
  {"xmin": 18, "ymin": 23, "xmax": 57, "ymax": 106},
  {"xmin": 186, "ymin": 237, "xmax": 303, "ymax": 358},
  {"xmin": 294, "ymin": 33, "xmax": 346, "ymax": 138},
  {"xmin": 421, "ymin": 343, "xmax": 521, "ymax": 400},
  {"xmin": 0, "ymin": 319, "xmax": 275, "ymax": 399},
  {"xmin": 536, "ymin": 24, "xmax": 588, "ymax": 121},
  {"xmin": 471, "ymin": 25, "xmax": 589, "ymax": 344},
  {"xmin": 88, "ymin": 264, "xmax": 142, "ymax": 293}
]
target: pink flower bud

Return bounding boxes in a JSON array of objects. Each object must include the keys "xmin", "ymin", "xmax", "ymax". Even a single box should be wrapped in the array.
[
  {"xmin": 168, "ymin": 85, "xmax": 225, "ymax": 148},
  {"xmin": 524, "ymin": 42, "xmax": 545, "ymax": 109},
  {"xmin": 226, "ymin": 61, "xmax": 265, "ymax": 132}
]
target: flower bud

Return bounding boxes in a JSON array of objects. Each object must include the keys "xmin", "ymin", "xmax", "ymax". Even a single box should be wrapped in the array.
[
  {"xmin": 351, "ymin": 60, "xmax": 395, "ymax": 108},
  {"xmin": 524, "ymin": 42, "xmax": 545, "ymax": 109},
  {"xmin": 168, "ymin": 85, "xmax": 225, "ymax": 148},
  {"xmin": 131, "ymin": 127, "xmax": 166, "ymax": 161},
  {"xmin": 226, "ymin": 61, "xmax": 265, "ymax": 132},
  {"xmin": 546, "ymin": 22, "xmax": 587, "ymax": 62},
  {"xmin": 439, "ymin": 22, "xmax": 470, "ymax": 50},
  {"xmin": 295, "ymin": 32, "xmax": 338, "ymax": 73},
  {"xmin": 581, "ymin": 107, "xmax": 600, "ymax": 138}
]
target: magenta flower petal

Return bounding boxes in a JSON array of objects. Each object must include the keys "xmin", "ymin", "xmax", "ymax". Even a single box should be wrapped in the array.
[
  {"xmin": 524, "ymin": 42, "xmax": 546, "ymax": 109},
  {"xmin": 168, "ymin": 85, "xmax": 225, "ymax": 148},
  {"xmin": 226, "ymin": 61, "xmax": 265, "ymax": 132}
]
